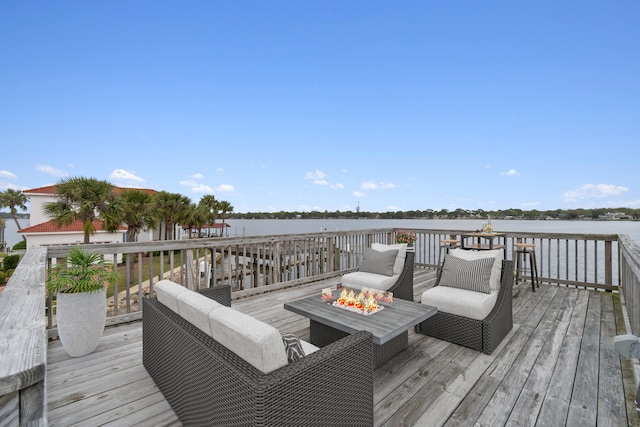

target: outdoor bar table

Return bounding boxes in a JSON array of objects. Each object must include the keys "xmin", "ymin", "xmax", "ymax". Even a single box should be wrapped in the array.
[{"xmin": 460, "ymin": 232, "xmax": 506, "ymax": 251}]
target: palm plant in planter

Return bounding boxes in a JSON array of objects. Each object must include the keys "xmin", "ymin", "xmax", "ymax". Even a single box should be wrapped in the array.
[{"xmin": 46, "ymin": 247, "xmax": 119, "ymax": 357}]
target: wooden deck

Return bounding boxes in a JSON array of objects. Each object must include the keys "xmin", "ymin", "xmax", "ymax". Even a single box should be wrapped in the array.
[{"xmin": 47, "ymin": 269, "xmax": 640, "ymax": 427}]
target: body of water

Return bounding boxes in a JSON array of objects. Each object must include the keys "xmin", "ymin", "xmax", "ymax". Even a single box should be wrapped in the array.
[
  {"xmin": 226, "ymin": 218, "xmax": 640, "ymax": 243},
  {"xmin": 2, "ymin": 218, "xmax": 29, "ymax": 249},
  {"xmin": 4, "ymin": 217, "xmax": 640, "ymax": 248}
]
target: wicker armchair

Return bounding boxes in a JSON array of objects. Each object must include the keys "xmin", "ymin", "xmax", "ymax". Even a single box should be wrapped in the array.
[
  {"xmin": 414, "ymin": 259, "xmax": 513, "ymax": 354},
  {"xmin": 143, "ymin": 285, "xmax": 374, "ymax": 427}
]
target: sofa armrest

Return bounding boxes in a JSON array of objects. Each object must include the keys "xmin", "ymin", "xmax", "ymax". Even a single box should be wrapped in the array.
[{"xmin": 258, "ymin": 330, "xmax": 374, "ymax": 425}]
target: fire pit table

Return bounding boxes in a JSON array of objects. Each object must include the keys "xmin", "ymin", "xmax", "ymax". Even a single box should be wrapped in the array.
[{"xmin": 284, "ymin": 290, "xmax": 437, "ymax": 367}]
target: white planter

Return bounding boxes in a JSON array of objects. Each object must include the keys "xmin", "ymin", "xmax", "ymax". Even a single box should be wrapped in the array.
[{"xmin": 56, "ymin": 288, "xmax": 107, "ymax": 357}]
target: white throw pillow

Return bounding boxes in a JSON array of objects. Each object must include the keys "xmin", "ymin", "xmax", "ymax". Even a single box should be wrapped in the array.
[
  {"xmin": 448, "ymin": 248, "xmax": 503, "ymax": 291},
  {"xmin": 372, "ymin": 243, "xmax": 407, "ymax": 276}
]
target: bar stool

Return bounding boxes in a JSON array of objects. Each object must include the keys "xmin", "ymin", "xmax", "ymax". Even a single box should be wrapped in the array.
[
  {"xmin": 438, "ymin": 239, "xmax": 461, "ymax": 269},
  {"xmin": 514, "ymin": 242, "xmax": 540, "ymax": 292}
]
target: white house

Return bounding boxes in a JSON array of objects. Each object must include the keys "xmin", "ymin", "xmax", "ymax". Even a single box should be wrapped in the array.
[{"xmin": 20, "ymin": 185, "xmax": 159, "ymax": 249}]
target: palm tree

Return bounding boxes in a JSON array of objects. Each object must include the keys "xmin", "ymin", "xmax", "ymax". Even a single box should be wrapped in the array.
[
  {"xmin": 0, "ymin": 217, "xmax": 5, "ymax": 250},
  {"xmin": 198, "ymin": 194, "xmax": 218, "ymax": 237},
  {"xmin": 154, "ymin": 191, "xmax": 191, "ymax": 240},
  {"xmin": 180, "ymin": 203, "xmax": 208, "ymax": 239},
  {"xmin": 115, "ymin": 189, "xmax": 159, "ymax": 283},
  {"xmin": 217, "ymin": 200, "xmax": 233, "ymax": 237},
  {"xmin": 0, "ymin": 189, "xmax": 28, "ymax": 241},
  {"xmin": 118, "ymin": 190, "xmax": 159, "ymax": 243},
  {"xmin": 43, "ymin": 177, "xmax": 120, "ymax": 244}
]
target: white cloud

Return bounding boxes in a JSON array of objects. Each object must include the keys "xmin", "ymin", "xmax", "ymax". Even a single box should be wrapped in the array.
[
  {"xmin": 0, "ymin": 182, "xmax": 26, "ymax": 191},
  {"xmin": 502, "ymin": 169, "xmax": 519, "ymax": 176},
  {"xmin": 215, "ymin": 184, "xmax": 235, "ymax": 193},
  {"xmin": 35, "ymin": 164, "xmax": 68, "ymax": 178},
  {"xmin": 305, "ymin": 170, "xmax": 328, "ymax": 181},
  {"xmin": 361, "ymin": 181, "xmax": 378, "ymax": 190},
  {"xmin": 191, "ymin": 173, "xmax": 204, "ymax": 180},
  {"xmin": 387, "ymin": 205, "xmax": 400, "ymax": 211},
  {"xmin": 562, "ymin": 184, "xmax": 629, "ymax": 202},
  {"xmin": 353, "ymin": 191, "xmax": 366, "ymax": 198},
  {"xmin": 191, "ymin": 184, "xmax": 215, "ymax": 194},
  {"xmin": 110, "ymin": 169, "xmax": 145, "ymax": 185},
  {"xmin": 180, "ymin": 180, "xmax": 198, "ymax": 187},
  {"xmin": 216, "ymin": 168, "xmax": 224, "ymax": 173},
  {"xmin": 304, "ymin": 170, "xmax": 344, "ymax": 189},
  {"xmin": 0, "ymin": 170, "xmax": 17, "ymax": 179},
  {"xmin": 361, "ymin": 180, "xmax": 396, "ymax": 190}
]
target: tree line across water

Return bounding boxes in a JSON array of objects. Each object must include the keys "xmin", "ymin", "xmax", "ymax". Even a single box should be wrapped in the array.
[{"xmin": 226, "ymin": 207, "xmax": 640, "ymax": 221}]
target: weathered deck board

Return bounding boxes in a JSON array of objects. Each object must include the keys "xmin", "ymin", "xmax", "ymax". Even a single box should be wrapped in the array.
[{"xmin": 46, "ymin": 270, "xmax": 639, "ymax": 426}]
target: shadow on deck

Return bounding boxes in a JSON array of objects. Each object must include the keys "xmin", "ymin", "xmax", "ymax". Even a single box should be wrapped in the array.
[{"xmin": 47, "ymin": 269, "xmax": 640, "ymax": 426}]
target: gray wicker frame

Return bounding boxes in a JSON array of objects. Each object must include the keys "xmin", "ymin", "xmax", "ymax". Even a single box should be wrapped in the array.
[
  {"xmin": 414, "ymin": 259, "xmax": 514, "ymax": 355},
  {"xmin": 388, "ymin": 251, "xmax": 415, "ymax": 301},
  {"xmin": 143, "ymin": 285, "xmax": 374, "ymax": 427}
]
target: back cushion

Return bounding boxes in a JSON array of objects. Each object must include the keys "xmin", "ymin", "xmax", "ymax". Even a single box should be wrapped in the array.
[
  {"xmin": 359, "ymin": 248, "xmax": 398, "ymax": 276},
  {"xmin": 439, "ymin": 255, "xmax": 494, "ymax": 294},
  {"xmin": 448, "ymin": 248, "xmax": 503, "ymax": 291},
  {"xmin": 176, "ymin": 290, "xmax": 224, "ymax": 336},
  {"xmin": 209, "ymin": 306, "xmax": 289, "ymax": 374},
  {"xmin": 372, "ymin": 243, "xmax": 407, "ymax": 276},
  {"xmin": 155, "ymin": 280, "xmax": 188, "ymax": 313}
]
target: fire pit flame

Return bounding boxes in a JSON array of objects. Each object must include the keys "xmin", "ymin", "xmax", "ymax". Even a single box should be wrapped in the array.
[{"xmin": 325, "ymin": 287, "xmax": 392, "ymax": 315}]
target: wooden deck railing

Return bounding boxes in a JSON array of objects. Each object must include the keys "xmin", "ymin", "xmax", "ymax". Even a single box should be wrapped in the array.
[
  {"xmin": 0, "ymin": 228, "xmax": 629, "ymax": 425},
  {"xmin": 40, "ymin": 228, "xmax": 622, "ymax": 331},
  {"xmin": 619, "ymin": 234, "xmax": 640, "ymax": 336}
]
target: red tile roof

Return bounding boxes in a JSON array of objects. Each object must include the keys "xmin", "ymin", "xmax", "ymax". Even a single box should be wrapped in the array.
[
  {"xmin": 23, "ymin": 185, "xmax": 157, "ymax": 195},
  {"xmin": 19, "ymin": 220, "xmax": 127, "ymax": 234}
]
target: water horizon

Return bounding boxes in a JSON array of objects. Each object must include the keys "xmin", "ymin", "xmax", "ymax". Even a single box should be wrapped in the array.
[{"xmin": 4, "ymin": 217, "xmax": 640, "ymax": 249}]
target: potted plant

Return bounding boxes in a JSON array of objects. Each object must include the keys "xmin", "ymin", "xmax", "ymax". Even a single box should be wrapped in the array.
[
  {"xmin": 395, "ymin": 230, "xmax": 417, "ymax": 250},
  {"xmin": 46, "ymin": 247, "xmax": 119, "ymax": 357}
]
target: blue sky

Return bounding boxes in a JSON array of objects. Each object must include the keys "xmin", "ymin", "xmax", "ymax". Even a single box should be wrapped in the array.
[{"xmin": 1, "ymin": 1, "xmax": 638, "ymax": 213}]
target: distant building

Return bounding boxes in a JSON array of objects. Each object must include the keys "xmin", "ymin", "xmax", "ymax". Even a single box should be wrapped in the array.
[
  {"xmin": 20, "ymin": 185, "xmax": 159, "ymax": 248},
  {"xmin": 599, "ymin": 211, "xmax": 632, "ymax": 221}
]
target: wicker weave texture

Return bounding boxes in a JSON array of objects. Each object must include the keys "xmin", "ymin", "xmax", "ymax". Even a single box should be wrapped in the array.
[
  {"xmin": 415, "ymin": 260, "xmax": 513, "ymax": 354},
  {"xmin": 388, "ymin": 251, "xmax": 415, "ymax": 301},
  {"xmin": 310, "ymin": 320, "xmax": 409, "ymax": 367},
  {"xmin": 143, "ymin": 286, "xmax": 374, "ymax": 426}
]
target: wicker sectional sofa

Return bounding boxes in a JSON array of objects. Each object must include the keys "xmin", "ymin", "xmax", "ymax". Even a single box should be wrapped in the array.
[{"xmin": 142, "ymin": 281, "xmax": 374, "ymax": 427}]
